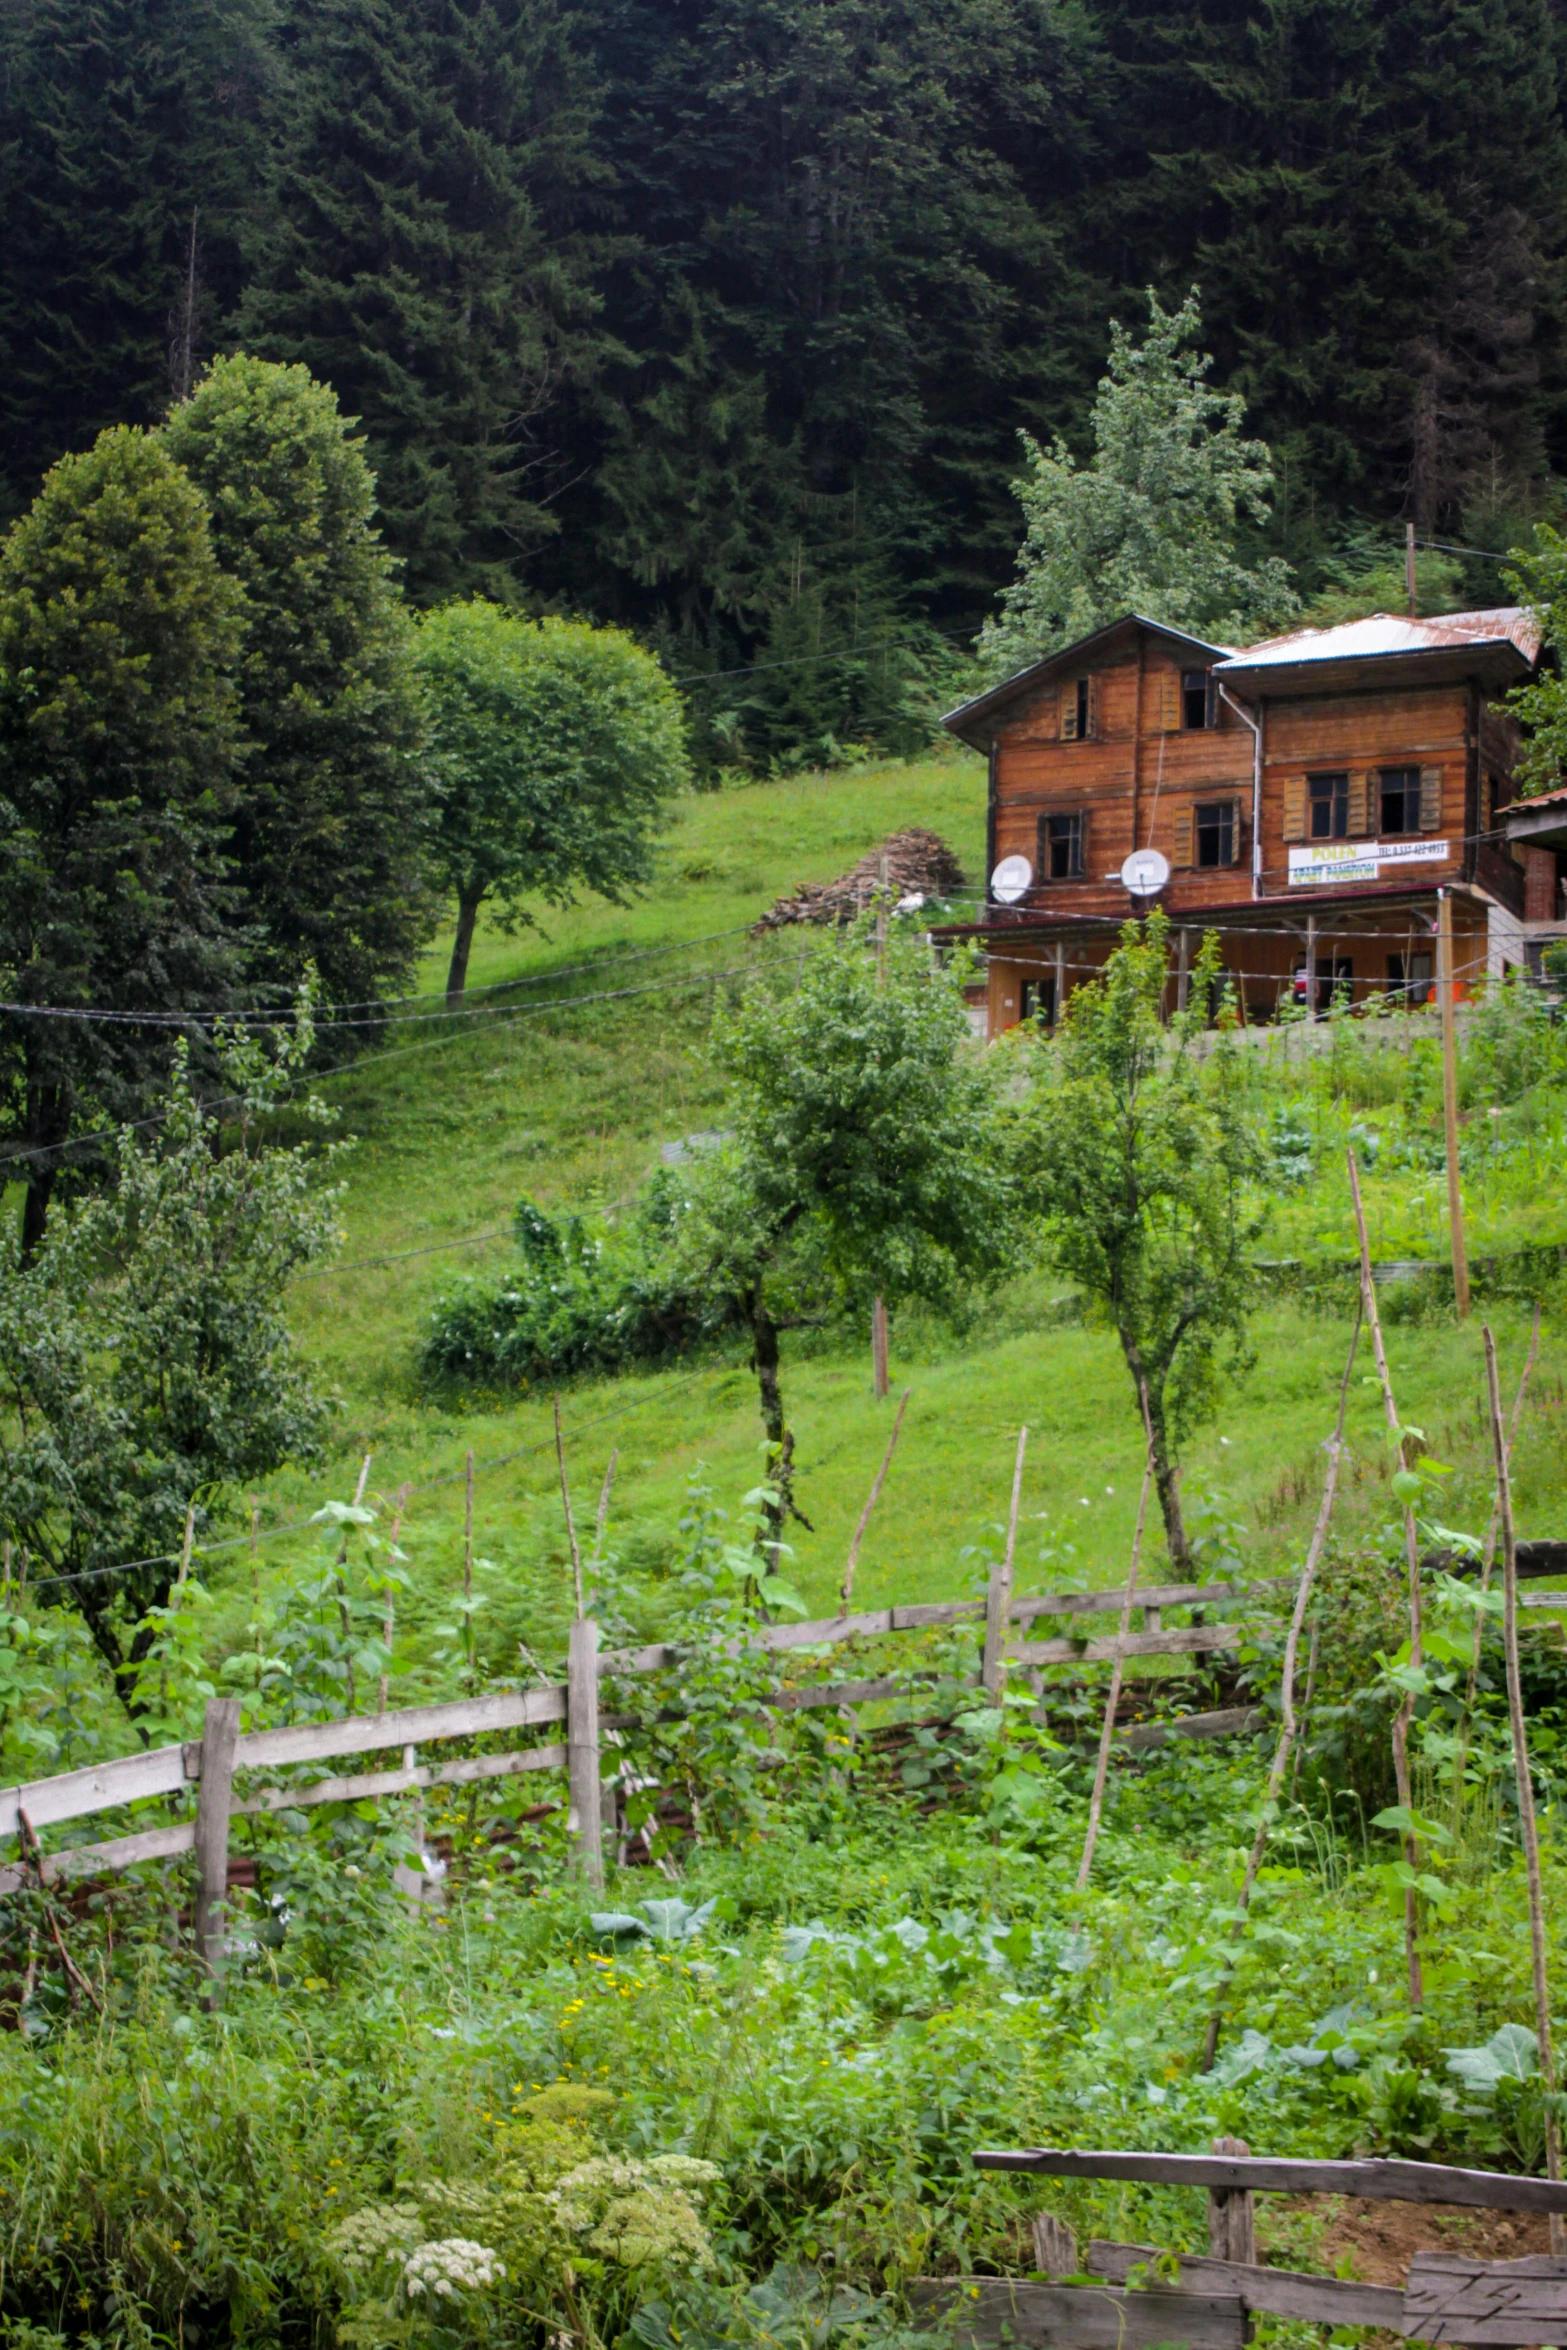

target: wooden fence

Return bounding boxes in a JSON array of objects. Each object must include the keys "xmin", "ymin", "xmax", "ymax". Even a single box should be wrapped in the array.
[
  {"xmin": 914, "ymin": 2140, "xmax": 1567, "ymax": 2346},
  {"xmin": 0, "ymin": 1569, "xmax": 1293, "ymax": 1963}
]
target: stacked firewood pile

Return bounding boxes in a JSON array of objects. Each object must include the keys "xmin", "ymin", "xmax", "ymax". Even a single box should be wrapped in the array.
[{"xmin": 752, "ymin": 828, "xmax": 966, "ymax": 932}]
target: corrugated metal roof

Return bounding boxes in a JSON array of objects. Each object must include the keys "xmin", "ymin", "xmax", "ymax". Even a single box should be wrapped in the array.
[{"xmin": 1219, "ymin": 607, "xmax": 1541, "ymax": 671}]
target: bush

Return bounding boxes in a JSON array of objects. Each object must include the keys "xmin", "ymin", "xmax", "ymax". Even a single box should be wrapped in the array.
[{"xmin": 420, "ymin": 1186, "xmax": 744, "ymax": 1387}]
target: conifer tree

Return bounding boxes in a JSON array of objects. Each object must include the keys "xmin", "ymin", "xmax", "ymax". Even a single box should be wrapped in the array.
[
  {"xmin": 0, "ymin": 429, "xmax": 245, "ymax": 1249},
  {"xmin": 163, "ymin": 355, "xmax": 435, "ymax": 1018},
  {"xmin": 239, "ymin": 0, "xmax": 603, "ymax": 604},
  {"xmin": 0, "ymin": 0, "xmax": 275, "ymax": 525}
]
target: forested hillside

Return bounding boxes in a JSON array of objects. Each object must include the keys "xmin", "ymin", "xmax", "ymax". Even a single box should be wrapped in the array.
[{"xmin": 2, "ymin": 0, "xmax": 1562, "ymax": 765}]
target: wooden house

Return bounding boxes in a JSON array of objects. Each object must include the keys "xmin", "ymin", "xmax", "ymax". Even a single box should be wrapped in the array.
[{"xmin": 938, "ymin": 609, "xmax": 1544, "ymax": 1037}]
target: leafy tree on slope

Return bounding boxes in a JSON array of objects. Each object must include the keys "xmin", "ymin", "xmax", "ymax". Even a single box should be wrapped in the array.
[
  {"xmin": 980, "ymin": 289, "xmax": 1295, "ymax": 677},
  {"xmin": 0, "ymin": 1002, "xmax": 342, "ymax": 1710},
  {"xmin": 0, "ymin": 427, "xmax": 245, "ymax": 1252},
  {"xmin": 417, "ymin": 601, "xmax": 690, "ymax": 1003},
  {"xmin": 163, "ymin": 355, "xmax": 436, "ymax": 1020}
]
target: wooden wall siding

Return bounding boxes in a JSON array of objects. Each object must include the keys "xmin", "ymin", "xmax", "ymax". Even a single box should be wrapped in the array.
[
  {"xmin": 1257, "ymin": 685, "xmax": 1470, "ymax": 893},
  {"xmin": 994, "ymin": 652, "xmax": 1251, "ymax": 918},
  {"xmin": 989, "ymin": 641, "xmax": 1524, "ymax": 945}
]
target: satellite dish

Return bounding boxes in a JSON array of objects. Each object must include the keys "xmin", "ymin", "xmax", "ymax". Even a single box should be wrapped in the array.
[
  {"xmin": 1121, "ymin": 847, "xmax": 1171, "ymax": 896},
  {"xmin": 991, "ymin": 855, "xmax": 1033, "ymax": 905}
]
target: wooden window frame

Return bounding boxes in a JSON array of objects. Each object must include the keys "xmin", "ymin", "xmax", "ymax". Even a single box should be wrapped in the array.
[
  {"xmin": 1377, "ymin": 765, "xmax": 1423, "ymax": 837},
  {"xmin": 1308, "ymin": 771, "xmax": 1350, "ymax": 841},
  {"xmin": 1037, "ymin": 807, "xmax": 1089, "ymax": 881}
]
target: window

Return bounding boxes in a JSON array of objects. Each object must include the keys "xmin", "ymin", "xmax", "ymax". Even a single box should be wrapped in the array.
[
  {"xmin": 1309, "ymin": 772, "xmax": 1349, "ymax": 840},
  {"xmin": 1059, "ymin": 675, "xmax": 1093, "ymax": 740},
  {"xmin": 1021, "ymin": 975, "xmax": 1056, "ymax": 1025},
  {"xmin": 1195, "ymin": 800, "xmax": 1236, "ymax": 868},
  {"xmin": 1387, "ymin": 951, "xmax": 1434, "ymax": 1005},
  {"xmin": 1038, "ymin": 810, "xmax": 1086, "ymax": 880},
  {"xmin": 1182, "ymin": 670, "xmax": 1211, "ymax": 730},
  {"xmin": 1379, "ymin": 767, "xmax": 1422, "ymax": 835}
]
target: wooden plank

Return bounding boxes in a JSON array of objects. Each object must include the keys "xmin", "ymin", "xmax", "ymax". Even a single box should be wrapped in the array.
[
  {"xmin": 1115, "ymin": 1708, "xmax": 1262, "ymax": 1750},
  {"xmin": 973, "ymin": 2150, "xmax": 1567, "ymax": 2216},
  {"xmin": 41, "ymin": 1821, "xmax": 196, "ymax": 1882},
  {"xmin": 909, "ymin": 2278, "xmax": 1247, "ymax": 2350},
  {"xmin": 0, "ymin": 1744, "xmax": 190, "ymax": 1838},
  {"xmin": 1088, "ymin": 2242, "xmax": 1403, "ymax": 2330},
  {"xmin": 892, "ymin": 1601, "xmax": 985, "ymax": 1630},
  {"xmin": 601, "ymin": 1642, "xmax": 680, "ymax": 1673},
  {"xmin": 1009, "ymin": 1624, "xmax": 1242, "ymax": 1666},
  {"xmin": 1403, "ymin": 2251, "xmax": 1567, "ymax": 2343},
  {"xmin": 1013, "ymin": 1578, "xmax": 1293, "ymax": 1624},
  {"xmin": 776, "ymin": 1676, "xmax": 905, "ymax": 1712},
  {"xmin": 235, "ymin": 1744, "xmax": 568, "ymax": 1814},
  {"xmin": 1427, "ymin": 1541, "xmax": 1567, "ymax": 1582},
  {"xmin": 751, "ymin": 1609, "xmax": 895, "ymax": 1653},
  {"xmin": 234, "ymin": 1686, "xmax": 566, "ymax": 1773}
]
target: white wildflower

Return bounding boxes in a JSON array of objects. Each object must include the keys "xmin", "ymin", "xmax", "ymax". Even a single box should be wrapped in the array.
[
  {"xmin": 551, "ymin": 2155, "xmax": 720, "ymax": 2269},
  {"xmin": 402, "ymin": 2238, "xmax": 505, "ymax": 2298},
  {"xmin": 325, "ymin": 2202, "xmax": 424, "ymax": 2273}
]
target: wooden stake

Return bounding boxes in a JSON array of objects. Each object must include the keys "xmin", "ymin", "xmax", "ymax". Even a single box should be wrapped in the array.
[
  {"xmin": 175, "ymin": 1503, "xmax": 197, "ymax": 1588},
  {"xmin": 338, "ymin": 1453, "xmax": 372, "ymax": 1714},
  {"xmin": 871, "ymin": 1296, "xmax": 890, "ymax": 1400},
  {"xmin": 555, "ymin": 1396, "xmax": 584, "ymax": 1617},
  {"xmin": 463, "ymin": 1445, "xmax": 476, "ymax": 1678},
  {"xmin": 1462, "ymin": 1307, "xmax": 1540, "ymax": 1729},
  {"xmin": 1347, "ymin": 1148, "xmax": 1423, "ymax": 2009},
  {"xmin": 379, "ymin": 1485, "xmax": 408, "ymax": 1714},
  {"xmin": 1202, "ymin": 1307, "xmax": 1361, "ymax": 2069},
  {"xmin": 841, "ymin": 1388, "xmax": 910, "ymax": 1608},
  {"xmin": 592, "ymin": 1449, "xmax": 618, "ymax": 1565},
  {"xmin": 567, "ymin": 1613, "xmax": 603, "ymax": 1890},
  {"xmin": 1305, "ymin": 916, "xmax": 1318, "ymax": 1023},
  {"xmin": 1484, "ymin": 1323, "xmax": 1564, "ymax": 2252},
  {"xmin": 194, "ymin": 1697, "xmax": 241, "ymax": 1992},
  {"xmin": 1077, "ymin": 1393, "xmax": 1155, "ymax": 1891},
  {"xmin": 982, "ymin": 1428, "xmax": 1028, "ymax": 1698},
  {"xmin": 1437, "ymin": 893, "xmax": 1471, "ymax": 1318}
]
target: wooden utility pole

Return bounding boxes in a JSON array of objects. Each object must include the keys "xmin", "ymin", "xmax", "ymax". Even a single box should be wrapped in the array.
[
  {"xmin": 872, "ymin": 853, "xmax": 891, "ymax": 1397},
  {"xmin": 1406, "ymin": 521, "xmax": 1418, "ymax": 618},
  {"xmin": 981, "ymin": 1428, "xmax": 1028, "ymax": 1697},
  {"xmin": 1484, "ymin": 1325, "xmax": 1565, "ymax": 2251},
  {"xmin": 1304, "ymin": 915, "xmax": 1318, "ymax": 1023},
  {"xmin": 1436, "ymin": 893, "xmax": 1470, "ymax": 1317}
]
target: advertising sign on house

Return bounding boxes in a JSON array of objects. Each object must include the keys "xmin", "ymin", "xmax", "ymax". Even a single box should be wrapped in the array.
[{"xmin": 1288, "ymin": 839, "xmax": 1449, "ymax": 887}]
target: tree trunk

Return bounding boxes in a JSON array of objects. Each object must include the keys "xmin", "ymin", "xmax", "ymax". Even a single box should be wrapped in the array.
[
  {"xmin": 750, "ymin": 1280, "xmax": 797, "ymax": 1567},
  {"xmin": 445, "ymin": 884, "xmax": 485, "ymax": 1006},
  {"xmin": 1119, "ymin": 1334, "xmax": 1188, "ymax": 1570},
  {"xmin": 19, "ymin": 1077, "xmax": 70, "ymax": 1261}
]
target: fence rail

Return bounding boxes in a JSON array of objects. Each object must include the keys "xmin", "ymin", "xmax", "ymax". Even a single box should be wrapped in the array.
[{"xmin": 0, "ymin": 1571, "xmax": 1294, "ymax": 1931}]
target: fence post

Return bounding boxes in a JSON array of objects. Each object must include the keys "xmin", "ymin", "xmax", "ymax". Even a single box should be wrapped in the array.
[
  {"xmin": 982, "ymin": 1428, "xmax": 1028, "ymax": 1698},
  {"xmin": 567, "ymin": 1614, "xmax": 604, "ymax": 1891},
  {"xmin": 1207, "ymin": 2135, "xmax": 1256, "ymax": 2264},
  {"xmin": 194, "ymin": 1697, "xmax": 241, "ymax": 1985}
]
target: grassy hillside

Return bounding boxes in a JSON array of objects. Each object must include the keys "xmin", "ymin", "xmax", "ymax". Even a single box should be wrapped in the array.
[{"xmin": 189, "ymin": 747, "xmax": 1567, "ymax": 1697}]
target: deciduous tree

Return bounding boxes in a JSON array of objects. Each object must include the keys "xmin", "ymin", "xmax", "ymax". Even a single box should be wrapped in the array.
[
  {"xmin": 0, "ymin": 1001, "xmax": 342, "ymax": 1709},
  {"xmin": 163, "ymin": 355, "xmax": 435, "ymax": 1019},
  {"xmin": 1018, "ymin": 909, "xmax": 1266, "ymax": 1568},
  {"xmin": 0, "ymin": 425, "xmax": 245, "ymax": 1250},
  {"xmin": 418, "ymin": 602, "xmax": 689, "ymax": 1003},
  {"xmin": 979, "ymin": 290, "xmax": 1294, "ymax": 677}
]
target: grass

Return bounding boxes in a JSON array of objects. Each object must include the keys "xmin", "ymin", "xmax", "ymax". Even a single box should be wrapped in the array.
[{"xmin": 184, "ymin": 743, "xmax": 1566, "ymax": 1695}]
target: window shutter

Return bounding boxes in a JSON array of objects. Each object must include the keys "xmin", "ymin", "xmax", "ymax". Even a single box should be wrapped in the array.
[
  {"xmin": 1085, "ymin": 675, "xmax": 1098, "ymax": 738},
  {"xmin": 1172, "ymin": 804, "xmax": 1194, "ymax": 868},
  {"xmin": 1346, "ymin": 772, "xmax": 1368, "ymax": 837},
  {"xmin": 1160, "ymin": 669, "xmax": 1182, "ymax": 731},
  {"xmin": 1229, "ymin": 797, "xmax": 1245, "ymax": 866},
  {"xmin": 1419, "ymin": 766, "xmax": 1443, "ymax": 831},
  {"xmin": 1060, "ymin": 682, "xmax": 1078, "ymax": 741},
  {"xmin": 1362, "ymin": 773, "xmax": 1380, "ymax": 838},
  {"xmin": 1074, "ymin": 808, "xmax": 1089, "ymax": 878},
  {"xmin": 1283, "ymin": 776, "xmax": 1307, "ymax": 842}
]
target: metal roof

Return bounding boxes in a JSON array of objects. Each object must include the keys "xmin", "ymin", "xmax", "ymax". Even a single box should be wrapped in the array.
[{"xmin": 1218, "ymin": 607, "xmax": 1541, "ymax": 673}]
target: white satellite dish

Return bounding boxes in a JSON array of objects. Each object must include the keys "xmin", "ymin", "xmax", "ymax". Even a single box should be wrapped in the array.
[
  {"xmin": 1121, "ymin": 847, "xmax": 1171, "ymax": 896},
  {"xmin": 990, "ymin": 854, "xmax": 1033, "ymax": 905}
]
